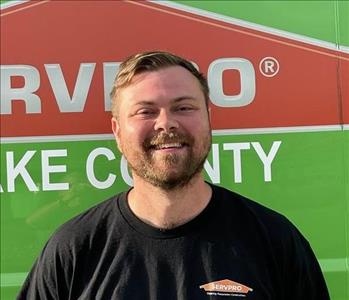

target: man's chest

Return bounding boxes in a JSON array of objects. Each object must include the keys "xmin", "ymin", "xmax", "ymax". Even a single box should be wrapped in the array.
[{"xmin": 73, "ymin": 238, "xmax": 280, "ymax": 300}]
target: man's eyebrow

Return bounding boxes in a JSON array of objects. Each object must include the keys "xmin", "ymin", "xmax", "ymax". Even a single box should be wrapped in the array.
[
  {"xmin": 133, "ymin": 96, "xmax": 196, "ymax": 106},
  {"xmin": 173, "ymin": 96, "xmax": 197, "ymax": 102},
  {"xmin": 133, "ymin": 101, "xmax": 155, "ymax": 106}
]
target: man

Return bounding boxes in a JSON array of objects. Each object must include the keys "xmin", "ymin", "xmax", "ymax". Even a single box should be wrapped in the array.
[{"xmin": 18, "ymin": 51, "xmax": 329, "ymax": 299}]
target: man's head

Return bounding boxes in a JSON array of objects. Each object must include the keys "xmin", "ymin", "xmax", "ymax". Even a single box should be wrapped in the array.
[
  {"xmin": 110, "ymin": 51, "xmax": 209, "ymax": 118},
  {"xmin": 111, "ymin": 51, "xmax": 211, "ymax": 190}
]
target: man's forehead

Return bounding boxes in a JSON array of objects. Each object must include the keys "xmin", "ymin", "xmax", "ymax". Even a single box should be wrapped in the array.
[
  {"xmin": 120, "ymin": 66, "xmax": 202, "ymax": 98},
  {"xmin": 114, "ymin": 66, "xmax": 208, "ymax": 114},
  {"xmin": 131, "ymin": 96, "xmax": 198, "ymax": 107},
  {"xmin": 129, "ymin": 65, "xmax": 198, "ymax": 86}
]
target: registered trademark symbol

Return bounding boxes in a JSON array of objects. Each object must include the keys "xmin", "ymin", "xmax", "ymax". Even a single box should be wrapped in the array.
[{"xmin": 259, "ymin": 57, "xmax": 279, "ymax": 77}]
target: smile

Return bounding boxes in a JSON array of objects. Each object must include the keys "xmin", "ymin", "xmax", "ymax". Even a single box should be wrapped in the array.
[{"xmin": 154, "ymin": 143, "xmax": 185, "ymax": 150}]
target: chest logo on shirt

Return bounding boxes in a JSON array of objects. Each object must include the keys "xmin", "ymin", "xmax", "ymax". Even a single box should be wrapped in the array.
[{"xmin": 200, "ymin": 279, "xmax": 253, "ymax": 297}]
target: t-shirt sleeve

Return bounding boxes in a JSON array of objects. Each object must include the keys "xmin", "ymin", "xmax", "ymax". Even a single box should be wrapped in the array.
[
  {"xmin": 281, "ymin": 226, "xmax": 330, "ymax": 300},
  {"xmin": 17, "ymin": 235, "xmax": 72, "ymax": 300}
]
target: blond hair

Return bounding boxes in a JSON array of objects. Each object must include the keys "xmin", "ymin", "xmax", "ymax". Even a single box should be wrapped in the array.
[{"xmin": 110, "ymin": 51, "xmax": 209, "ymax": 117}]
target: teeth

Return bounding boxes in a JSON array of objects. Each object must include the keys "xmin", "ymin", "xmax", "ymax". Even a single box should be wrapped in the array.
[{"xmin": 156, "ymin": 143, "xmax": 182, "ymax": 149}]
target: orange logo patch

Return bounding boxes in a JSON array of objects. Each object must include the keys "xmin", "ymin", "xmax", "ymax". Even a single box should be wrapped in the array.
[{"xmin": 200, "ymin": 279, "xmax": 253, "ymax": 297}]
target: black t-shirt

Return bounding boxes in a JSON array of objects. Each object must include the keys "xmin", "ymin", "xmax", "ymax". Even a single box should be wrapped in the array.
[{"xmin": 18, "ymin": 184, "xmax": 330, "ymax": 299}]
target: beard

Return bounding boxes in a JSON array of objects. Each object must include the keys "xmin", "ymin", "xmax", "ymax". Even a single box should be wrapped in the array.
[{"xmin": 123, "ymin": 130, "xmax": 211, "ymax": 190}]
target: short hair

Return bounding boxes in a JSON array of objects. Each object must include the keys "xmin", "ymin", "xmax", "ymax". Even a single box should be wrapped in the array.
[{"xmin": 110, "ymin": 51, "xmax": 209, "ymax": 117}]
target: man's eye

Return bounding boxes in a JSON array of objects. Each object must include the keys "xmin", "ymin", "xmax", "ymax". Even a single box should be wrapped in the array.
[
  {"xmin": 177, "ymin": 106, "xmax": 194, "ymax": 112},
  {"xmin": 134, "ymin": 109, "xmax": 158, "ymax": 117},
  {"xmin": 137, "ymin": 109, "xmax": 154, "ymax": 115}
]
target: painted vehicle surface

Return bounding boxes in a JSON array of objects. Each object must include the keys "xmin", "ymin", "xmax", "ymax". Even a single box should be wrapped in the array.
[{"xmin": 1, "ymin": 1, "xmax": 348, "ymax": 299}]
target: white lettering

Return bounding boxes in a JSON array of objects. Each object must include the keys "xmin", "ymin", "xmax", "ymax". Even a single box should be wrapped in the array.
[
  {"xmin": 6, "ymin": 151, "xmax": 38, "ymax": 192},
  {"xmin": 223, "ymin": 142, "xmax": 250, "ymax": 183},
  {"xmin": 1, "ymin": 140, "xmax": 282, "ymax": 192},
  {"xmin": 45, "ymin": 63, "xmax": 95, "ymax": 112},
  {"xmin": 86, "ymin": 147, "xmax": 116, "ymax": 189},
  {"xmin": 214, "ymin": 284, "xmax": 242, "ymax": 291},
  {"xmin": 120, "ymin": 155, "xmax": 133, "ymax": 186},
  {"xmin": 1, "ymin": 59, "xmax": 259, "ymax": 115},
  {"xmin": 0, "ymin": 65, "xmax": 41, "ymax": 114},
  {"xmin": 208, "ymin": 58, "xmax": 256, "ymax": 107},
  {"xmin": 252, "ymin": 141, "xmax": 281, "ymax": 182},
  {"xmin": 103, "ymin": 62, "xmax": 120, "ymax": 111},
  {"xmin": 41, "ymin": 149, "xmax": 69, "ymax": 191},
  {"xmin": 264, "ymin": 60, "xmax": 275, "ymax": 73},
  {"xmin": 204, "ymin": 143, "xmax": 220, "ymax": 183}
]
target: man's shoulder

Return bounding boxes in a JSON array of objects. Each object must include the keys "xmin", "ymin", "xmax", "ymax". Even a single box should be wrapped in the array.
[
  {"xmin": 211, "ymin": 184, "xmax": 301, "ymax": 241},
  {"xmin": 46, "ymin": 192, "xmax": 126, "ymax": 252},
  {"xmin": 212, "ymin": 183, "xmax": 286, "ymax": 219}
]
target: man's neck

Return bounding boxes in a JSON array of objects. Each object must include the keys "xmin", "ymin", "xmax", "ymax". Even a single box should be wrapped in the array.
[{"xmin": 127, "ymin": 175, "xmax": 212, "ymax": 230}]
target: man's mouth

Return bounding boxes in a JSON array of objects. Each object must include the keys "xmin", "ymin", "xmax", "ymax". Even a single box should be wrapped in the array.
[
  {"xmin": 151, "ymin": 142, "xmax": 186, "ymax": 150},
  {"xmin": 144, "ymin": 131, "xmax": 193, "ymax": 152}
]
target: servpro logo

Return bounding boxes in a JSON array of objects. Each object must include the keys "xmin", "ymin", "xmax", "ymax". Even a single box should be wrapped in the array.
[{"xmin": 200, "ymin": 279, "xmax": 253, "ymax": 297}]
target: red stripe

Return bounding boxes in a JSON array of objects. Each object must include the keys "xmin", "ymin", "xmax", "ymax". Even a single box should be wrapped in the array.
[{"xmin": 1, "ymin": 1, "xmax": 347, "ymax": 137}]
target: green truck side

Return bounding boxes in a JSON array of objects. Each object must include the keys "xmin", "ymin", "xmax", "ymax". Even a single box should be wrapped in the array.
[{"xmin": 1, "ymin": 1, "xmax": 348, "ymax": 299}]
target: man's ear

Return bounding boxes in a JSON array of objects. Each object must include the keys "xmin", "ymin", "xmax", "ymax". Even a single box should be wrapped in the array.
[
  {"xmin": 111, "ymin": 117, "xmax": 123, "ymax": 153},
  {"xmin": 207, "ymin": 105, "xmax": 212, "ymax": 124}
]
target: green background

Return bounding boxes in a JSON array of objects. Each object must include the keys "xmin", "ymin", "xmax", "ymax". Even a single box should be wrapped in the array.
[
  {"xmin": 175, "ymin": 0, "xmax": 349, "ymax": 47},
  {"xmin": 1, "ymin": 131, "xmax": 348, "ymax": 299}
]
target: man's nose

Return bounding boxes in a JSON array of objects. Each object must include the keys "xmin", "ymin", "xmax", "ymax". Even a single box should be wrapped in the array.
[{"xmin": 154, "ymin": 110, "xmax": 179, "ymax": 132}]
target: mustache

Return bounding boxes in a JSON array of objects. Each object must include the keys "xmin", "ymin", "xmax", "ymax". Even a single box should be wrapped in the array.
[{"xmin": 143, "ymin": 131, "xmax": 193, "ymax": 149}]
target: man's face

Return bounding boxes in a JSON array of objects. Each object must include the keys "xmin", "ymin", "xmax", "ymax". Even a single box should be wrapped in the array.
[{"xmin": 112, "ymin": 66, "xmax": 211, "ymax": 190}]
